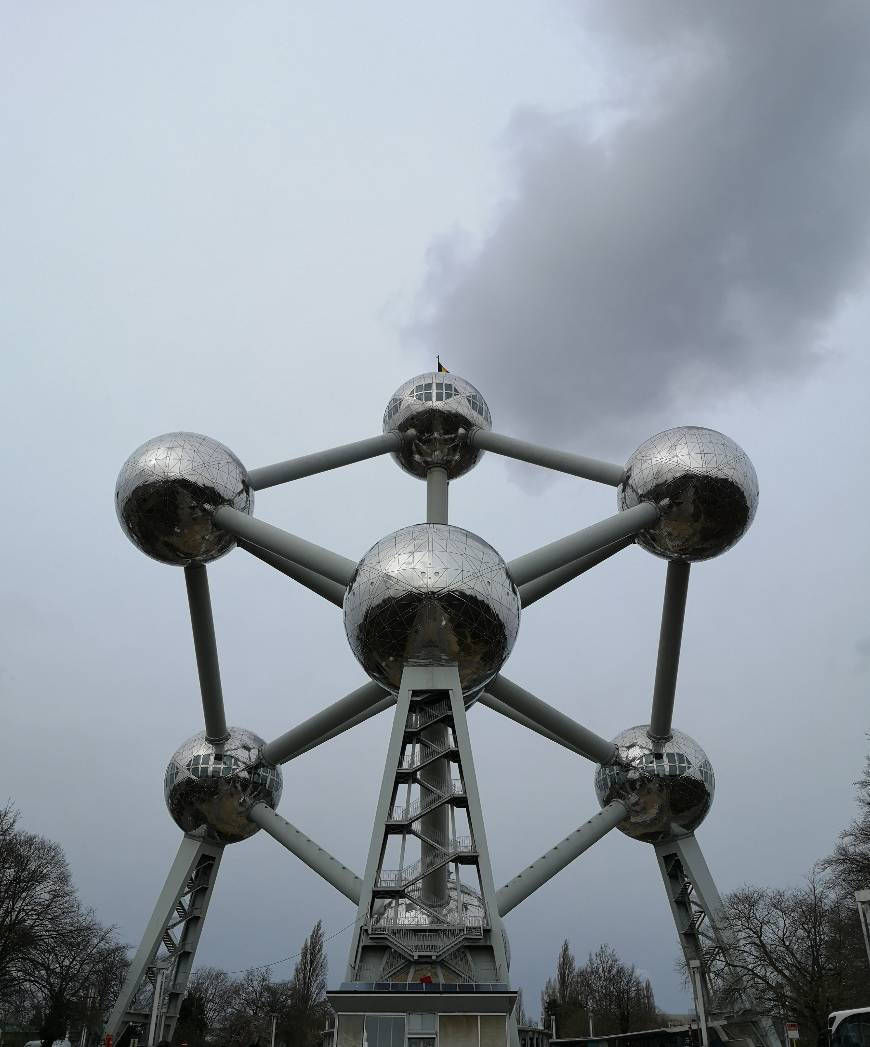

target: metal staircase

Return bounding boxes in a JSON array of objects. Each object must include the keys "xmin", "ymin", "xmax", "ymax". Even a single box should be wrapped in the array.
[{"xmin": 345, "ymin": 667, "xmax": 511, "ymax": 987}]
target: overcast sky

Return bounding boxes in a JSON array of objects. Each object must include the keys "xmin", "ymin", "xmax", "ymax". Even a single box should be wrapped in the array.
[{"xmin": 2, "ymin": 1, "xmax": 870, "ymax": 1019}]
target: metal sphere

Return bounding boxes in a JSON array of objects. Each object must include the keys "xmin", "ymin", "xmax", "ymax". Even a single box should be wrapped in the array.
[
  {"xmin": 618, "ymin": 427, "xmax": 758, "ymax": 561},
  {"xmin": 594, "ymin": 726, "xmax": 715, "ymax": 844},
  {"xmin": 383, "ymin": 372, "xmax": 492, "ymax": 479},
  {"xmin": 115, "ymin": 432, "xmax": 253, "ymax": 566},
  {"xmin": 164, "ymin": 727, "xmax": 282, "ymax": 845},
  {"xmin": 343, "ymin": 524, "xmax": 520, "ymax": 694}
]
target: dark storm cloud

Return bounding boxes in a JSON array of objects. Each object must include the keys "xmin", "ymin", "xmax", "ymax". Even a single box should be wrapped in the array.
[{"xmin": 407, "ymin": 1, "xmax": 870, "ymax": 449}]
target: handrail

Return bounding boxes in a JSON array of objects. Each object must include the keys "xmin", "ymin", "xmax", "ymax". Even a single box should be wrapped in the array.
[
  {"xmin": 389, "ymin": 780, "xmax": 465, "ymax": 823},
  {"xmin": 377, "ymin": 835, "xmax": 475, "ymax": 887}
]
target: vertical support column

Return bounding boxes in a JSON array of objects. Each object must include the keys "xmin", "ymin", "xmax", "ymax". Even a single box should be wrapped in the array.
[
  {"xmin": 344, "ymin": 682, "xmax": 414, "ymax": 981},
  {"xmin": 341, "ymin": 665, "xmax": 519, "ymax": 1045},
  {"xmin": 184, "ymin": 564, "xmax": 229, "ymax": 744},
  {"xmin": 445, "ymin": 672, "xmax": 509, "ymax": 981},
  {"xmin": 426, "ymin": 467, "xmax": 449, "ymax": 525},
  {"xmin": 146, "ymin": 968, "xmax": 166, "ymax": 1047},
  {"xmin": 421, "ymin": 467, "xmax": 450, "ymax": 902},
  {"xmin": 445, "ymin": 670, "xmax": 521, "ymax": 1047},
  {"xmin": 648, "ymin": 560, "xmax": 691, "ymax": 742},
  {"xmin": 688, "ymin": 961, "xmax": 710, "ymax": 1047}
]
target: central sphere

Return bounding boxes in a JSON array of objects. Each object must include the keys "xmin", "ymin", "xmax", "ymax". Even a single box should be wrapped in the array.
[
  {"xmin": 383, "ymin": 372, "xmax": 492, "ymax": 479},
  {"xmin": 594, "ymin": 725, "xmax": 715, "ymax": 844},
  {"xmin": 343, "ymin": 524, "xmax": 520, "ymax": 693},
  {"xmin": 164, "ymin": 727, "xmax": 282, "ymax": 845}
]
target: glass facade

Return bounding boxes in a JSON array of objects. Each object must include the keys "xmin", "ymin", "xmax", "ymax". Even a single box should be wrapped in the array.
[
  {"xmin": 334, "ymin": 1011, "xmax": 508, "ymax": 1045},
  {"xmin": 382, "ymin": 380, "xmax": 492, "ymax": 425},
  {"xmin": 363, "ymin": 1015, "xmax": 406, "ymax": 1046}
]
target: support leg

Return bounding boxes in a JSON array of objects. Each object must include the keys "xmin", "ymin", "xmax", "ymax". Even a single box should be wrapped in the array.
[
  {"xmin": 105, "ymin": 835, "xmax": 223, "ymax": 1043},
  {"xmin": 654, "ymin": 835, "xmax": 780, "ymax": 1047}
]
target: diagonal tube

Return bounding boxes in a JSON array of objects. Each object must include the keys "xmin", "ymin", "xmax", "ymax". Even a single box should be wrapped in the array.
[
  {"xmin": 261, "ymin": 681, "xmax": 391, "ymax": 766},
  {"xmin": 477, "ymin": 693, "xmax": 585, "ymax": 755},
  {"xmin": 507, "ymin": 502, "xmax": 660, "ymax": 588},
  {"xmin": 496, "ymin": 801, "xmax": 627, "ymax": 916},
  {"xmin": 184, "ymin": 565, "xmax": 228, "ymax": 743},
  {"xmin": 469, "ymin": 428, "xmax": 625, "ymax": 486},
  {"xmin": 648, "ymin": 559, "xmax": 691, "ymax": 741},
  {"xmin": 213, "ymin": 507, "xmax": 357, "ymax": 587},
  {"xmin": 518, "ymin": 536, "xmax": 634, "ymax": 607},
  {"xmin": 288, "ymin": 694, "xmax": 397, "ymax": 761},
  {"xmin": 236, "ymin": 538, "xmax": 346, "ymax": 607},
  {"xmin": 248, "ymin": 432, "xmax": 401, "ymax": 490},
  {"xmin": 486, "ymin": 675, "xmax": 615, "ymax": 764},
  {"xmin": 248, "ymin": 803, "xmax": 362, "ymax": 904}
]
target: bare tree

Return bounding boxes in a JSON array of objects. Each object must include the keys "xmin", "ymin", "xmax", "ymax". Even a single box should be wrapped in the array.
[
  {"xmin": 0, "ymin": 803, "xmax": 80, "ymax": 1014},
  {"xmin": 541, "ymin": 939, "xmax": 658, "ymax": 1037},
  {"xmin": 0, "ymin": 802, "xmax": 127, "ymax": 1040},
  {"xmin": 822, "ymin": 747, "xmax": 870, "ymax": 898},
  {"xmin": 541, "ymin": 939, "xmax": 584, "ymax": 1036},
  {"xmin": 707, "ymin": 868, "xmax": 869, "ymax": 1041},
  {"xmin": 281, "ymin": 921, "xmax": 328, "ymax": 1047},
  {"xmin": 176, "ymin": 967, "xmax": 235, "ymax": 1047},
  {"xmin": 223, "ymin": 968, "xmax": 289, "ymax": 1047},
  {"xmin": 186, "ymin": 966, "xmax": 234, "ymax": 1033}
]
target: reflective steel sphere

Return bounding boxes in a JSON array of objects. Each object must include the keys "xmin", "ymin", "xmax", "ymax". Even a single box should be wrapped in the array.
[
  {"xmin": 594, "ymin": 725, "xmax": 715, "ymax": 844},
  {"xmin": 618, "ymin": 427, "xmax": 758, "ymax": 561},
  {"xmin": 383, "ymin": 372, "xmax": 492, "ymax": 479},
  {"xmin": 116, "ymin": 432, "xmax": 253, "ymax": 566},
  {"xmin": 343, "ymin": 524, "xmax": 520, "ymax": 694},
  {"xmin": 164, "ymin": 727, "xmax": 282, "ymax": 844}
]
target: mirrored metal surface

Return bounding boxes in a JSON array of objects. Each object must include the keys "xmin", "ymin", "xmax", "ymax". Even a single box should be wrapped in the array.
[
  {"xmin": 618, "ymin": 426, "xmax": 758, "ymax": 561},
  {"xmin": 383, "ymin": 372, "xmax": 492, "ymax": 479},
  {"xmin": 343, "ymin": 524, "xmax": 520, "ymax": 693},
  {"xmin": 594, "ymin": 725, "xmax": 714, "ymax": 844},
  {"xmin": 164, "ymin": 727, "xmax": 282, "ymax": 844},
  {"xmin": 116, "ymin": 432, "xmax": 253, "ymax": 566}
]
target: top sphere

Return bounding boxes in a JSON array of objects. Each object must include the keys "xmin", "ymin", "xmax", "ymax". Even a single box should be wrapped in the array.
[
  {"xmin": 164, "ymin": 726, "xmax": 282, "ymax": 845},
  {"xmin": 383, "ymin": 372, "xmax": 492, "ymax": 479},
  {"xmin": 594, "ymin": 725, "xmax": 715, "ymax": 844},
  {"xmin": 618, "ymin": 426, "xmax": 758, "ymax": 561},
  {"xmin": 115, "ymin": 432, "xmax": 253, "ymax": 566},
  {"xmin": 343, "ymin": 523, "xmax": 520, "ymax": 693}
]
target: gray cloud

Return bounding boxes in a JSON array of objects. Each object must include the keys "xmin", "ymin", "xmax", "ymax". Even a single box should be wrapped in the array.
[{"xmin": 407, "ymin": 1, "xmax": 870, "ymax": 452}]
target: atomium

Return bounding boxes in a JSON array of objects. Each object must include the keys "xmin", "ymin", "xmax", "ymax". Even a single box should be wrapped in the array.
[
  {"xmin": 618, "ymin": 426, "xmax": 758, "ymax": 562},
  {"xmin": 594, "ymin": 725, "xmax": 715, "ymax": 844},
  {"xmin": 343, "ymin": 523, "xmax": 520, "ymax": 693},
  {"xmin": 383, "ymin": 372, "xmax": 492, "ymax": 479},
  {"xmin": 108, "ymin": 371, "xmax": 766, "ymax": 1047},
  {"xmin": 115, "ymin": 432, "xmax": 253, "ymax": 566},
  {"xmin": 164, "ymin": 727, "xmax": 282, "ymax": 844}
]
